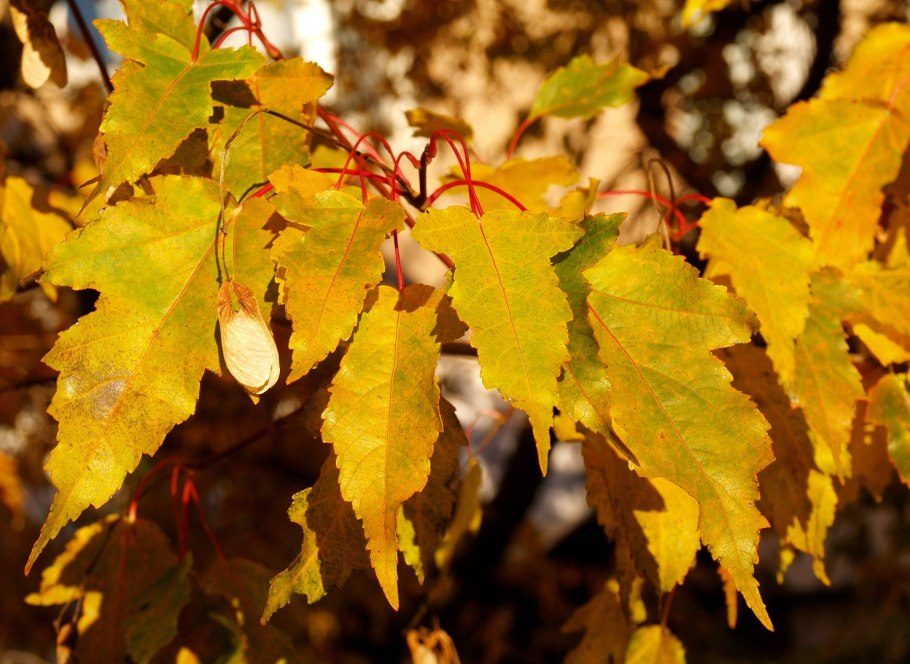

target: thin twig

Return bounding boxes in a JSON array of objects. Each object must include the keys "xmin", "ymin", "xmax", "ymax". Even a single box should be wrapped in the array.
[{"xmin": 65, "ymin": 0, "xmax": 113, "ymax": 93}]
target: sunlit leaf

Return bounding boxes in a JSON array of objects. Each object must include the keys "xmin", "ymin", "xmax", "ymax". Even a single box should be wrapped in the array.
[
  {"xmin": 681, "ymin": 0, "xmax": 733, "ymax": 27},
  {"xmin": 411, "ymin": 207, "xmax": 581, "ymax": 472},
  {"xmin": 529, "ymin": 55, "xmax": 648, "ymax": 121},
  {"xmin": 449, "ymin": 157, "xmax": 579, "ymax": 213},
  {"xmin": 93, "ymin": 0, "xmax": 263, "ymax": 199},
  {"xmin": 586, "ymin": 236, "xmax": 773, "ymax": 629},
  {"xmin": 697, "ymin": 198, "xmax": 814, "ymax": 392},
  {"xmin": 270, "ymin": 177, "xmax": 403, "ymax": 380},
  {"xmin": 29, "ymin": 177, "xmax": 275, "ymax": 571},
  {"xmin": 563, "ymin": 579, "xmax": 631, "ymax": 664},
  {"xmin": 323, "ymin": 284, "xmax": 458, "ymax": 608},
  {"xmin": 868, "ymin": 373, "xmax": 910, "ymax": 486},
  {"xmin": 625, "ymin": 625, "xmax": 686, "ymax": 664}
]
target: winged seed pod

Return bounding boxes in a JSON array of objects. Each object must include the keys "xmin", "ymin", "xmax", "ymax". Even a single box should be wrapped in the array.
[{"xmin": 217, "ymin": 280, "xmax": 280, "ymax": 396}]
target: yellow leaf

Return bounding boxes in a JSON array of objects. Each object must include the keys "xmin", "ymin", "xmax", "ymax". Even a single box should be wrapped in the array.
[
  {"xmin": 582, "ymin": 434, "xmax": 699, "ymax": 595},
  {"xmin": 792, "ymin": 270, "xmax": 864, "ymax": 477},
  {"xmin": 853, "ymin": 323, "xmax": 910, "ymax": 366},
  {"xmin": 264, "ymin": 454, "xmax": 370, "ymax": 621},
  {"xmin": 411, "ymin": 207, "xmax": 581, "ymax": 472},
  {"xmin": 586, "ymin": 237, "xmax": 774, "ymax": 630},
  {"xmin": 29, "ymin": 176, "xmax": 274, "ymax": 571},
  {"xmin": 784, "ymin": 469, "xmax": 836, "ymax": 585},
  {"xmin": 718, "ymin": 566, "xmax": 738, "ymax": 629},
  {"xmin": 0, "ymin": 450, "xmax": 25, "ymax": 529},
  {"xmin": 681, "ymin": 0, "xmax": 733, "ymax": 27},
  {"xmin": 697, "ymin": 199, "xmax": 814, "ymax": 392},
  {"xmin": 450, "ymin": 157, "xmax": 578, "ymax": 213},
  {"xmin": 563, "ymin": 579, "xmax": 631, "ymax": 664},
  {"xmin": 270, "ymin": 180, "xmax": 403, "ymax": 380},
  {"xmin": 0, "ymin": 176, "xmax": 72, "ymax": 301},
  {"xmin": 625, "ymin": 625, "xmax": 686, "ymax": 664},
  {"xmin": 322, "ymin": 285, "xmax": 454, "ymax": 609}
]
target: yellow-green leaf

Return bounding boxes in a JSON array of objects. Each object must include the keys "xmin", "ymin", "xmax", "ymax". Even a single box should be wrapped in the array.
[
  {"xmin": 93, "ymin": 0, "xmax": 263, "ymax": 198},
  {"xmin": 270, "ymin": 180, "xmax": 403, "ymax": 380},
  {"xmin": 263, "ymin": 455, "xmax": 370, "ymax": 621},
  {"xmin": 448, "ymin": 157, "xmax": 579, "ymax": 213},
  {"xmin": 697, "ymin": 199, "xmax": 814, "ymax": 392},
  {"xmin": 585, "ymin": 236, "xmax": 774, "ymax": 630},
  {"xmin": 847, "ymin": 261, "xmax": 910, "ymax": 341},
  {"xmin": 530, "ymin": 55, "xmax": 648, "ymax": 121},
  {"xmin": 626, "ymin": 625, "xmax": 686, "ymax": 664},
  {"xmin": 323, "ymin": 284, "xmax": 453, "ymax": 609},
  {"xmin": 411, "ymin": 207, "xmax": 581, "ymax": 472},
  {"xmin": 563, "ymin": 578, "xmax": 631, "ymax": 664},
  {"xmin": 29, "ymin": 176, "xmax": 275, "ymax": 572},
  {"xmin": 26, "ymin": 515, "xmax": 178, "ymax": 662},
  {"xmin": 212, "ymin": 58, "xmax": 333, "ymax": 198},
  {"xmin": 0, "ymin": 176, "xmax": 72, "ymax": 301},
  {"xmin": 868, "ymin": 373, "xmax": 910, "ymax": 485},
  {"xmin": 555, "ymin": 214, "xmax": 624, "ymax": 438}
]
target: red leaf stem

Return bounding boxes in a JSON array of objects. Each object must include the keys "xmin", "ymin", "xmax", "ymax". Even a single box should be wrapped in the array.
[{"xmin": 424, "ymin": 179, "xmax": 527, "ymax": 211}]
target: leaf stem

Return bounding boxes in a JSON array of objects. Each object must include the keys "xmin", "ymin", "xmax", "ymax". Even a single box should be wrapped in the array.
[
  {"xmin": 506, "ymin": 115, "xmax": 536, "ymax": 160},
  {"xmin": 393, "ymin": 230, "xmax": 405, "ymax": 292},
  {"xmin": 425, "ymin": 179, "xmax": 527, "ymax": 211}
]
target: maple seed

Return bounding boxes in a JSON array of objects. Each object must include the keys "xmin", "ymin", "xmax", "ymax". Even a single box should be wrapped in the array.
[{"xmin": 217, "ymin": 281, "xmax": 280, "ymax": 395}]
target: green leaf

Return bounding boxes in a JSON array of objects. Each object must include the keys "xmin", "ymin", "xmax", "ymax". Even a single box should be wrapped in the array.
[
  {"xmin": 270, "ymin": 175, "xmax": 404, "ymax": 380},
  {"xmin": 29, "ymin": 176, "xmax": 275, "ymax": 571},
  {"xmin": 125, "ymin": 558, "xmax": 192, "ymax": 664},
  {"xmin": 530, "ymin": 55, "xmax": 648, "ymax": 121},
  {"xmin": 585, "ymin": 236, "xmax": 773, "ymax": 630},
  {"xmin": 212, "ymin": 58, "xmax": 333, "ymax": 198},
  {"xmin": 93, "ymin": 0, "xmax": 263, "ymax": 198},
  {"xmin": 411, "ymin": 207, "xmax": 581, "ymax": 472},
  {"xmin": 868, "ymin": 373, "xmax": 910, "ymax": 485},
  {"xmin": 264, "ymin": 455, "xmax": 370, "ymax": 621},
  {"xmin": 323, "ymin": 284, "xmax": 458, "ymax": 609},
  {"xmin": 697, "ymin": 199, "xmax": 814, "ymax": 392},
  {"xmin": 555, "ymin": 213, "xmax": 624, "ymax": 437},
  {"xmin": 26, "ymin": 516, "xmax": 178, "ymax": 662},
  {"xmin": 0, "ymin": 176, "xmax": 72, "ymax": 301}
]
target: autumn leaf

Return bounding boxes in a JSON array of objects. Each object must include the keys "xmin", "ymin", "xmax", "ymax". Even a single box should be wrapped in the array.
[
  {"xmin": 529, "ymin": 55, "xmax": 648, "ymax": 121},
  {"xmin": 93, "ymin": 0, "xmax": 263, "ymax": 199},
  {"xmin": 868, "ymin": 373, "xmax": 910, "ymax": 486},
  {"xmin": 585, "ymin": 236, "xmax": 774, "ymax": 629},
  {"xmin": 0, "ymin": 450, "xmax": 25, "ymax": 529},
  {"xmin": 263, "ymin": 455, "xmax": 370, "ymax": 621},
  {"xmin": 124, "ymin": 558, "xmax": 191, "ymax": 664},
  {"xmin": 681, "ymin": 0, "xmax": 734, "ymax": 27},
  {"xmin": 204, "ymin": 558, "xmax": 295, "ymax": 662},
  {"xmin": 721, "ymin": 344, "xmax": 833, "ymax": 585},
  {"xmin": 26, "ymin": 516, "xmax": 179, "ymax": 662},
  {"xmin": 0, "ymin": 176, "xmax": 72, "ymax": 302},
  {"xmin": 563, "ymin": 579, "xmax": 632, "ymax": 664},
  {"xmin": 792, "ymin": 270, "xmax": 864, "ymax": 477},
  {"xmin": 554, "ymin": 213, "xmax": 624, "ymax": 438},
  {"xmin": 411, "ymin": 207, "xmax": 581, "ymax": 472},
  {"xmin": 406, "ymin": 107, "xmax": 474, "ymax": 141},
  {"xmin": 582, "ymin": 433, "xmax": 699, "ymax": 595},
  {"xmin": 322, "ymin": 284, "xmax": 459, "ymax": 608},
  {"xmin": 435, "ymin": 456, "xmax": 483, "ymax": 572},
  {"xmin": 625, "ymin": 625, "xmax": 686, "ymax": 664},
  {"xmin": 447, "ymin": 156, "xmax": 579, "ymax": 213},
  {"xmin": 29, "ymin": 176, "xmax": 275, "ymax": 572},
  {"xmin": 212, "ymin": 58, "xmax": 333, "ymax": 198},
  {"xmin": 399, "ymin": 397, "xmax": 466, "ymax": 583},
  {"xmin": 761, "ymin": 25, "xmax": 910, "ymax": 270},
  {"xmin": 697, "ymin": 198, "xmax": 814, "ymax": 392},
  {"xmin": 270, "ymin": 175, "xmax": 404, "ymax": 380},
  {"xmin": 847, "ymin": 260, "xmax": 910, "ymax": 343}
]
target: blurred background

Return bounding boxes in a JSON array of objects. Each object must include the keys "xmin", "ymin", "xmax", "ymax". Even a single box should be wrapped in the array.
[{"xmin": 3, "ymin": 0, "xmax": 910, "ymax": 662}]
